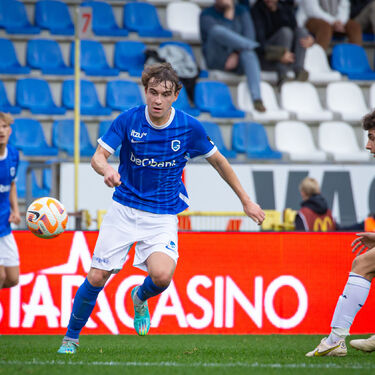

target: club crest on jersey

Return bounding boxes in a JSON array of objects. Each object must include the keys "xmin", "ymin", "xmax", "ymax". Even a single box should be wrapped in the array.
[{"xmin": 171, "ymin": 140, "xmax": 181, "ymax": 152}]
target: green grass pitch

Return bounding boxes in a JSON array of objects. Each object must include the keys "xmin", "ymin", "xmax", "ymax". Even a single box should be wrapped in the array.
[{"xmin": 1, "ymin": 335, "xmax": 375, "ymax": 375}]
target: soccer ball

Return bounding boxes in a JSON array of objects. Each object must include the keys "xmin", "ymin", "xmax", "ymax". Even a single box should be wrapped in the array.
[{"xmin": 26, "ymin": 197, "xmax": 68, "ymax": 239}]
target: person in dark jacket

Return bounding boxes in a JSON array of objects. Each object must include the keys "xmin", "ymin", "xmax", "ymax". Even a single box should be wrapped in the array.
[
  {"xmin": 350, "ymin": 0, "xmax": 375, "ymax": 34},
  {"xmin": 199, "ymin": 0, "xmax": 266, "ymax": 111},
  {"xmin": 294, "ymin": 177, "xmax": 336, "ymax": 231},
  {"xmin": 251, "ymin": 0, "xmax": 314, "ymax": 87}
]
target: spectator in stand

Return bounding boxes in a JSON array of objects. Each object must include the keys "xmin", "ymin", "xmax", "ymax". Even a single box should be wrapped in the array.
[
  {"xmin": 294, "ymin": 177, "xmax": 336, "ymax": 231},
  {"xmin": 251, "ymin": 0, "xmax": 314, "ymax": 87},
  {"xmin": 296, "ymin": 0, "xmax": 362, "ymax": 50},
  {"xmin": 350, "ymin": 0, "xmax": 375, "ymax": 35},
  {"xmin": 200, "ymin": 0, "xmax": 266, "ymax": 112}
]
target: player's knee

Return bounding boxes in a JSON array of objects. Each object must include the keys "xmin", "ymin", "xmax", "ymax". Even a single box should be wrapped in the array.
[
  {"xmin": 87, "ymin": 268, "xmax": 111, "ymax": 287},
  {"xmin": 151, "ymin": 270, "xmax": 172, "ymax": 288},
  {"xmin": 5, "ymin": 276, "xmax": 19, "ymax": 288}
]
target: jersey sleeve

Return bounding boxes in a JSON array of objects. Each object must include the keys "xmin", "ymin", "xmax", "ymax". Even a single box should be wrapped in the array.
[
  {"xmin": 98, "ymin": 112, "xmax": 129, "ymax": 154},
  {"xmin": 188, "ymin": 120, "xmax": 217, "ymax": 159}
]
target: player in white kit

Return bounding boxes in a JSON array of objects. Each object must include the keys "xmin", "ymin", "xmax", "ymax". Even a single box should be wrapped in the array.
[
  {"xmin": 58, "ymin": 63, "xmax": 265, "ymax": 354},
  {"xmin": 0, "ymin": 112, "xmax": 21, "ymax": 291}
]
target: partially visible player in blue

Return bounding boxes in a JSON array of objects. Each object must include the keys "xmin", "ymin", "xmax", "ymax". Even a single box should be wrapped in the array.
[
  {"xmin": 0, "ymin": 112, "xmax": 21, "ymax": 290},
  {"xmin": 58, "ymin": 63, "xmax": 265, "ymax": 354}
]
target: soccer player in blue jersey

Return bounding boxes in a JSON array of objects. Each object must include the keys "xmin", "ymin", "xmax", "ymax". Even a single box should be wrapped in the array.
[
  {"xmin": 58, "ymin": 63, "xmax": 265, "ymax": 354},
  {"xmin": 0, "ymin": 112, "xmax": 21, "ymax": 291}
]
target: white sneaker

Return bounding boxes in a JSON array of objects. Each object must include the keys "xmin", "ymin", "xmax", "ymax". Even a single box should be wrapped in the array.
[
  {"xmin": 350, "ymin": 335, "xmax": 375, "ymax": 352},
  {"xmin": 305, "ymin": 337, "xmax": 347, "ymax": 357}
]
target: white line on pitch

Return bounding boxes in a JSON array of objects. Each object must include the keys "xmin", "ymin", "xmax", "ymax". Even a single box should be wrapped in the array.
[{"xmin": 1, "ymin": 360, "xmax": 375, "ymax": 369}]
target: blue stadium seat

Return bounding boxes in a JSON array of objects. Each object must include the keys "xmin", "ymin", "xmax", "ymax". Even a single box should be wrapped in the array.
[
  {"xmin": 194, "ymin": 81, "xmax": 245, "ymax": 118},
  {"xmin": 0, "ymin": 0, "xmax": 40, "ymax": 34},
  {"xmin": 201, "ymin": 121, "xmax": 237, "ymax": 159},
  {"xmin": 173, "ymin": 86, "xmax": 200, "ymax": 117},
  {"xmin": 52, "ymin": 119, "xmax": 96, "ymax": 157},
  {"xmin": 106, "ymin": 80, "xmax": 143, "ymax": 111},
  {"xmin": 27, "ymin": 39, "xmax": 74, "ymax": 75},
  {"xmin": 232, "ymin": 122, "xmax": 282, "ymax": 159},
  {"xmin": 114, "ymin": 41, "xmax": 146, "ymax": 77},
  {"xmin": 16, "ymin": 78, "xmax": 66, "ymax": 115},
  {"xmin": 81, "ymin": 1, "xmax": 128, "ymax": 36},
  {"xmin": 124, "ymin": 2, "xmax": 172, "ymax": 38},
  {"xmin": 0, "ymin": 39, "xmax": 30, "ymax": 74},
  {"xmin": 331, "ymin": 43, "xmax": 375, "ymax": 80},
  {"xmin": 17, "ymin": 161, "xmax": 50, "ymax": 199},
  {"xmin": 0, "ymin": 81, "xmax": 21, "ymax": 114},
  {"xmin": 11, "ymin": 118, "xmax": 58, "ymax": 156},
  {"xmin": 62, "ymin": 80, "xmax": 112, "ymax": 115},
  {"xmin": 160, "ymin": 41, "xmax": 208, "ymax": 78},
  {"xmin": 71, "ymin": 40, "xmax": 119, "ymax": 76},
  {"xmin": 35, "ymin": 0, "xmax": 74, "ymax": 35},
  {"xmin": 98, "ymin": 120, "xmax": 120, "ymax": 156}
]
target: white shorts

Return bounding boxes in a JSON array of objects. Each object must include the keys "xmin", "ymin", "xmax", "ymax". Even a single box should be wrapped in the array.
[
  {"xmin": 0, "ymin": 233, "xmax": 20, "ymax": 267},
  {"xmin": 92, "ymin": 201, "xmax": 179, "ymax": 273}
]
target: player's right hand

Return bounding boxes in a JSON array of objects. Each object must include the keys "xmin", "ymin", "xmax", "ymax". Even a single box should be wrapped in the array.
[
  {"xmin": 103, "ymin": 168, "xmax": 121, "ymax": 188},
  {"xmin": 351, "ymin": 232, "xmax": 375, "ymax": 255}
]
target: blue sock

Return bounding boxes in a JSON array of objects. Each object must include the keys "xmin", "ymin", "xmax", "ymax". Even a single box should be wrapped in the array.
[
  {"xmin": 66, "ymin": 278, "xmax": 103, "ymax": 340},
  {"xmin": 137, "ymin": 276, "xmax": 168, "ymax": 302}
]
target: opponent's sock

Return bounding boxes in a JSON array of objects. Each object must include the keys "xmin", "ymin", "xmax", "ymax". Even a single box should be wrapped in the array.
[
  {"xmin": 66, "ymin": 278, "xmax": 103, "ymax": 340},
  {"xmin": 136, "ymin": 276, "xmax": 168, "ymax": 302},
  {"xmin": 327, "ymin": 272, "xmax": 371, "ymax": 344}
]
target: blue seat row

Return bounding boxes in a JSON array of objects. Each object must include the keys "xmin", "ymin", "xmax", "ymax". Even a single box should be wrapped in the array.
[
  {"xmin": 10, "ymin": 118, "xmax": 281, "ymax": 161},
  {"xmin": 2, "ymin": 78, "xmax": 248, "ymax": 118},
  {"xmin": 0, "ymin": 0, "xmax": 172, "ymax": 37}
]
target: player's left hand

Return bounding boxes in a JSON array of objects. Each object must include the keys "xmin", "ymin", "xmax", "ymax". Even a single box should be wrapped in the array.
[
  {"xmin": 9, "ymin": 212, "xmax": 21, "ymax": 225},
  {"xmin": 243, "ymin": 200, "xmax": 265, "ymax": 226},
  {"xmin": 351, "ymin": 232, "xmax": 375, "ymax": 255}
]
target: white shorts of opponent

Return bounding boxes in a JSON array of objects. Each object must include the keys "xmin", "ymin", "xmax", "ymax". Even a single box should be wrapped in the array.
[
  {"xmin": 91, "ymin": 200, "xmax": 179, "ymax": 273},
  {"xmin": 0, "ymin": 233, "xmax": 20, "ymax": 267}
]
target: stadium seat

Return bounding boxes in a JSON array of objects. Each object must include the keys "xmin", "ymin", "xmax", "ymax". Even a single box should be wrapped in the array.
[
  {"xmin": 318, "ymin": 121, "xmax": 370, "ymax": 161},
  {"xmin": 326, "ymin": 82, "xmax": 369, "ymax": 122},
  {"xmin": 62, "ymin": 80, "xmax": 111, "ymax": 115},
  {"xmin": 0, "ymin": 81, "xmax": 21, "ymax": 114},
  {"xmin": 81, "ymin": 1, "xmax": 128, "ymax": 36},
  {"xmin": 166, "ymin": 1, "xmax": 200, "ymax": 41},
  {"xmin": 331, "ymin": 43, "xmax": 375, "ymax": 80},
  {"xmin": 159, "ymin": 41, "xmax": 209, "ymax": 78},
  {"xmin": 275, "ymin": 121, "xmax": 327, "ymax": 161},
  {"xmin": 194, "ymin": 81, "xmax": 245, "ymax": 118},
  {"xmin": 0, "ymin": 0, "xmax": 40, "ymax": 34},
  {"xmin": 35, "ymin": 0, "xmax": 74, "ymax": 35},
  {"xmin": 201, "ymin": 121, "xmax": 237, "ymax": 159},
  {"xmin": 0, "ymin": 39, "xmax": 30, "ymax": 74},
  {"xmin": 304, "ymin": 44, "xmax": 342, "ymax": 83},
  {"xmin": 106, "ymin": 80, "xmax": 143, "ymax": 112},
  {"xmin": 114, "ymin": 41, "xmax": 146, "ymax": 77},
  {"xmin": 369, "ymin": 83, "xmax": 375, "ymax": 108},
  {"xmin": 52, "ymin": 119, "xmax": 96, "ymax": 157},
  {"xmin": 71, "ymin": 40, "xmax": 119, "ymax": 76},
  {"xmin": 173, "ymin": 86, "xmax": 200, "ymax": 117},
  {"xmin": 281, "ymin": 82, "xmax": 333, "ymax": 122},
  {"xmin": 16, "ymin": 161, "xmax": 50, "ymax": 199},
  {"xmin": 11, "ymin": 118, "xmax": 58, "ymax": 156},
  {"xmin": 123, "ymin": 2, "xmax": 173, "ymax": 38},
  {"xmin": 16, "ymin": 78, "xmax": 66, "ymax": 115},
  {"xmin": 27, "ymin": 39, "xmax": 73, "ymax": 75},
  {"xmin": 232, "ymin": 122, "xmax": 282, "ymax": 159},
  {"xmin": 98, "ymin": 120, "xmax": 120, "ymax": 156},
  {"xmin": 237, "ymin": 81, "xmax": 289, "ymax": 122}
]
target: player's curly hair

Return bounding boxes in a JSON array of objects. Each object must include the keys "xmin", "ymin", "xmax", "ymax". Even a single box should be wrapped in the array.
[
  {"xmin": 362, "ymin": 109, "xmax": 375, "ymax": 130},
  {"xmin": 142, "ymin": 62, "xmax": 182, "ymax": 93},
  {"xmin": 0, "ymin": 112, "xmax": 14, "ymax": 126}
]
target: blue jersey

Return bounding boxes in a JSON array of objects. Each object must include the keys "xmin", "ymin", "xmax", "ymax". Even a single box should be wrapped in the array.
[
  {"xmin": 0, "ymin": 145, "xmax": 19, "ymax": 237},
  {"xmin": 99, "ymin": 105, "xmax": 217, "ymax": 214}
]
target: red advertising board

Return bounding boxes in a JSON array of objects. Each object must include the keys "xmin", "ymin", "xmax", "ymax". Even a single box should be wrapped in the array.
[{"xmin": 0, "ymin": 231, "xmax": 373, "ymax": 335}]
